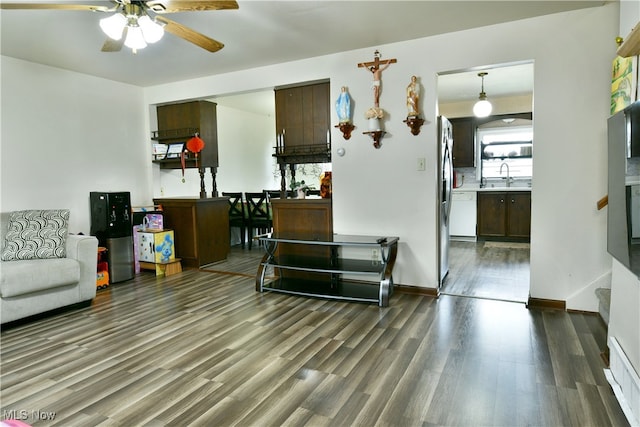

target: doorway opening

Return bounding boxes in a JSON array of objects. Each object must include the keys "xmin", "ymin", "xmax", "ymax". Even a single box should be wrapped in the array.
[{"xmin": 437, "ymin": 61, "xmax": 533, "ymax": 304}]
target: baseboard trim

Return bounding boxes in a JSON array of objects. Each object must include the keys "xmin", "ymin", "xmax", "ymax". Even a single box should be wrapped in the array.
[
  {"xmin": 526, "ymin": 296, "xmax": 566, "ymax": 311},
  {"xmin": 396, "ymin": 284, "xmax": 439, "ymax": 298},
  {"xmin": 566, "ymin": 308, "xmax": 599, "ymax": 315}
]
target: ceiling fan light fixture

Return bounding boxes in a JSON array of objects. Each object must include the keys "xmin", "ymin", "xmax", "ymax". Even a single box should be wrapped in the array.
[
  {"xmin": 473, "ymin": 72, "xmax": 493, "ymax": 118},
  {"xmin": 99, "ymin": 13, "xmax": 127, "ymax": 40},
  {"xmin": 138, "ymin": 15, "xmax": 164, "ymax": 43},
  {"xmin": 124, "ymin": 24, "xmax": 147, "ymax": 50}
]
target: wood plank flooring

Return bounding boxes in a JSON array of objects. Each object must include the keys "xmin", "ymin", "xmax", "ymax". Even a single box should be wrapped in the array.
[
  {"xmin": 443, "ymin": 241, "xmax": 531, "ymax": 303},
  {"xmin": 0, "ymin": 246, "xmax": 628, "ymax": 426}
]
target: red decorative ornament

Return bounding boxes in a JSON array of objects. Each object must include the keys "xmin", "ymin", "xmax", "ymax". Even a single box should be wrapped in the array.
[
  {"xmin": 186, "ymin": 133, "xmax": 205, "ymax": 167},
  {"xmin": 180, "ymin": 133, "xmax": 206, "ymax": 182}
]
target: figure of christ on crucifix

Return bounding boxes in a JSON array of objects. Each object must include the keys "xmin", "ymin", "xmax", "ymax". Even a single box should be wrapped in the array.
[{"xmin": 358, "ymin": 51, "xmax": 397, "ymax": 107}]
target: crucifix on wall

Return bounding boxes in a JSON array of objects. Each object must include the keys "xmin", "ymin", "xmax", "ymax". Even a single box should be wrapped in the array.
[{"xmin": 358, "ymin": 50, "xmax": 397, "ymax": 107}]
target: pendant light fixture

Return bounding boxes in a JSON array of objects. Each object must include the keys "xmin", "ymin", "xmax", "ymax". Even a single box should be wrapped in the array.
[{"xmin": 473, "ymin": 72, "xmax": 493, "ymax": 118}]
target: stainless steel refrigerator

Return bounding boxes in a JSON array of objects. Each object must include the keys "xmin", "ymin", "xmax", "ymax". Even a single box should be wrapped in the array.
[{"xmin": 437, "ymin": 116, "xmax": 453, "ymax": 286}]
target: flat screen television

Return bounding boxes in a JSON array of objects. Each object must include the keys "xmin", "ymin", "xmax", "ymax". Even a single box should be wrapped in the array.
[{"xmin": 607, "ymin": 100, "xmax": 640, "ymax": 278}]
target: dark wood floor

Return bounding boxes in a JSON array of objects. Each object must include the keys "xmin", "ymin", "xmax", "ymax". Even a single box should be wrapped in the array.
[
  {"xmin": 0, "ymin": 246, "xmax": 628, "ymax": 426},
  {"xmin": 443, "ymin": 241, "xmax": 530, "ymax": 303}
]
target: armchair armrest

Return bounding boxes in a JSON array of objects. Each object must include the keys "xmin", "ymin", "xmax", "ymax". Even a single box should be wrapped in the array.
[{"xmin": 66, "ymin": 234, "xmax": 99, "ymax": 301}]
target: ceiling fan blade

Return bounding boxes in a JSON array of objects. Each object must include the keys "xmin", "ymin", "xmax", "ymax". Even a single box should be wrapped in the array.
[
  {"xmin": 0, "ymin": 3, "xmax": 109, "ymax": 11},
  {"xmin": 146, "ymin": 0, "xmax": 237, "ymax": 13},
  {"xmin": 101, "ymin": 27, "xmax": 126, "ymax": 52},
  {"xmin": 101, "ymin": 38, "xmax": 124, "ymax": 52},
  {"xmin": 155, "ymin": 15, "xmax": 224, "ymax": 52}
]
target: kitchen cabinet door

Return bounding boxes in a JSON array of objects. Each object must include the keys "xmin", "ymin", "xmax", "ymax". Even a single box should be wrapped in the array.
[
  {"xmin": 477, "ymin": 192, "xmax": 507, "ymax": 237},
  {"xmin": 477, "ymin": 191, "xmax": 531, "ymax": 240},
  {"xmin": 450, "ymin": 117, "xmax": 475, "ymax": 168},
  {"xmin": 507, "ymin": 192, "xmax": 531, "ymax": 238}
]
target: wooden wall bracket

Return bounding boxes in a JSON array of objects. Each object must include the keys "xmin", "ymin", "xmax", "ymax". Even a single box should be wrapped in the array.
[
  {"xmin": 597, "ymin": 195, "xmax": 608, "ymax": 210},
  {"xmin": 335, "ymin": 122, "xmax": 355, "ymax": 140},
  {"xmin": 363, "ymin": 131, "xmax": 386, "ymax": 149},
  {"xmin": 403, "ymin": 116, "xmax": 424, "ymax": 135}
]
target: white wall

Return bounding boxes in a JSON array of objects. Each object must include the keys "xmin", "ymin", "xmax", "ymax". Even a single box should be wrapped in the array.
[
  {"xmin": 144, "ymin": 4, "xmax": 619, "ymax": 306},
  {"xmin": 0, "ymin": 56, "xmax": 149, "ymax": 233},
  {"xmin": 440, "ymin": 94, "xmax": 533, "ymax": 118}
]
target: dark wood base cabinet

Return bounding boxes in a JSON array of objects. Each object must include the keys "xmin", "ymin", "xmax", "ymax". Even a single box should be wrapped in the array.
[
  {"xmin": 477, "ymin": 191, "xmax": 531, "ymax": 240},
  {"xmin": 153, "ymin": 197, "xmax": 229, "ymax": 268}
]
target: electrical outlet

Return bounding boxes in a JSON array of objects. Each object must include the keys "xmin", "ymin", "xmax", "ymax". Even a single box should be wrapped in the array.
[
  {"xmin": 417, "ymin": 157, "xmax": 426, "ymax": 171},
  {"xmin": 371, "ymin": 249, "xmax": 379, "ymax": 261}
]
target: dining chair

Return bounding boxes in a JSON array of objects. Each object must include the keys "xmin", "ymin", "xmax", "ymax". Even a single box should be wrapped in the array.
[
  {"xmin": 221, "ymin": 192, "xmax": 247, "ymax": 248},
  {"xmin": 264, "ymin": 190, "xmax": 284, "ymax": 202},
  {"xmin": 245, "ymin": 192, "xmax": 272, "ymax": 249}
]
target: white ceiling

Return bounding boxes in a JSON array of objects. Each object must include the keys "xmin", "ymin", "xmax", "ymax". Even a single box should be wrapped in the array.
[{"xmin": 1, "ymin": 0, "xmax": 605, "ymax": 95}]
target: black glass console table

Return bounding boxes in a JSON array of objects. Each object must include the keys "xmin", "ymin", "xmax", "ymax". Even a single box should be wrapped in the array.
[{"xmin": 255, "ymin": 233, "xmax": 399, "ymax": 307}]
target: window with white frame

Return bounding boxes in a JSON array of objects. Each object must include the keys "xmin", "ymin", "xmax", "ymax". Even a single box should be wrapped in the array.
[{"xmin": 477, "ymin": 124, "xmax": 533, "ymax": 180}]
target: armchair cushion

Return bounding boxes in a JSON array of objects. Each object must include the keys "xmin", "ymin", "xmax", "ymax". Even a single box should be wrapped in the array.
[
  {"xmin": 0, "ymin": 257, "xmax": 80, "ymax": 297},
  {"xmin": 1, "ymin": 209, "xmax": 69, "ymax": 261}
]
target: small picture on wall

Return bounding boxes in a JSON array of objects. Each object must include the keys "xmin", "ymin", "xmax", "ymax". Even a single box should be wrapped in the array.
[
  {"xmin": 153, "ymin": 144, "xmax": 168, "ymax": 160},
  {"xmin": 165, "ymin": 143, "xmax": 185, "ymax": 159},
  {"xmin": 611, "ymin": 55, "xmax": 638, "ymax": 114}
]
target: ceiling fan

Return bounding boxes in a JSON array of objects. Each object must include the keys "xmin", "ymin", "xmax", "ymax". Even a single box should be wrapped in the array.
[{"xmin": 0, "ymin": 0, "xmax": 239, "ymax": 53}]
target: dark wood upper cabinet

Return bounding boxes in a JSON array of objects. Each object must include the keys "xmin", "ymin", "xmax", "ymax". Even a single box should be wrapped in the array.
[
  {"xmin": 274, "ymin": 81, "xmax": 330, "ymax": 164},
  {"xmin": 450, "ymin": 117, "xmax": 475, "ymax": 168},
  {"xmin": 153, "ymin": 100, "xmax": 219, "ymax": 170}
]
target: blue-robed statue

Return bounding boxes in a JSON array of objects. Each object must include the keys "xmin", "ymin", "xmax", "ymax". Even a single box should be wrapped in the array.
[{"xmin": 335, "ymin": 86, "xmax": 352, "ymax": 123}]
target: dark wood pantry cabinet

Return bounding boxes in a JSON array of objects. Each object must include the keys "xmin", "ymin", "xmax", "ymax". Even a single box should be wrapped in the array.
[
  {"xmin": 477, "ymin": 191, "xmax": 531, "ymax": 240},
  {"xmin": 273, "ymin": 81, "xmax": 331, "ymax": 193},
  {"xmin": 274, "ymin": 81, "xmax": 331, "ymax": 165}
]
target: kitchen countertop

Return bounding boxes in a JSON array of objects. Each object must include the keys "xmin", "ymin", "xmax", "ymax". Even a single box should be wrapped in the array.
[{"xmin": 453, "ymin": 182, "xmax": 532, "ymax": 192}]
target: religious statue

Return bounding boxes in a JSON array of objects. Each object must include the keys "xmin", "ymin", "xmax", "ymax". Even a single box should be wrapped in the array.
[
  {"xmin": 335, "ymin": 86, "xmax": 352, "ymax": 123},
  {"xmin": 358, "ymin": 50, "xmax": 395, "ymax": 108},
  {"xmin": 357, "ymin": 50, "xmax": 397, "ymax": 147},
  {"xmin": 365, "ymin": 59, "xmax": 392, "ymax": 107},
  {"xmin": 406, "ymin": 75, "xmax": 420, "ymax": 117}
]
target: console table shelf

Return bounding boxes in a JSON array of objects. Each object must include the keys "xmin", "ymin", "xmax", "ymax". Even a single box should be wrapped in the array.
[{"xmin": 256, "ymin": 233, "xmax": 399, "ymax": 307}]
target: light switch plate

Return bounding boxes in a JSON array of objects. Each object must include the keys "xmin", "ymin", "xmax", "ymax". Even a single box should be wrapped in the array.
[{"xmin": 417, "ymin": 157, "xmax": 426, "ymax": 171}]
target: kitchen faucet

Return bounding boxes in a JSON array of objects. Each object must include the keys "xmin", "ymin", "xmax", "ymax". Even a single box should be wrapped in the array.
[{"xmin": 500, "ymin": 162, "xmax": 511, "ymax": 187}]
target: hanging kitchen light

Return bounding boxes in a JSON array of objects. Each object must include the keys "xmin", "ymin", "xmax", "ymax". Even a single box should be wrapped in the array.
[{"xmin": 473, "ymin": 72, "xmax": 493, "ymax": 118}]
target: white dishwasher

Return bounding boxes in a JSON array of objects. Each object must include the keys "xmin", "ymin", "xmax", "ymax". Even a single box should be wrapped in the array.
[{"xmin": 450, "ymin": 191, "xmax": 477, "ymax": 238}]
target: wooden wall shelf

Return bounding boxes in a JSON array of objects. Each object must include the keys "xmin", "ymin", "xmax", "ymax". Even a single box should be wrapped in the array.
[
  {"xmin": 618, "ymin": 23, "xmax": 640, "ymax": 58},
  {"xmin": 363, "ymin": 131, "xmax": 386, "ymax": 148},
  {"xmin": 273, "ymin": 143, "xmax": 331, "ymax": 164}
]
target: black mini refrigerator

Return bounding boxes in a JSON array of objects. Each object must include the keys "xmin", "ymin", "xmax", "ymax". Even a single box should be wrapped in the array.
[{"xmin": 90, "ymin": 191, "xmax": 135, "ymax": 283}]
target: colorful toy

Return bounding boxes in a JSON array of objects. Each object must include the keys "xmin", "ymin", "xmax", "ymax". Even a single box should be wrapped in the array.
[{"xmin": 96, "ymin": 246, "xmax": 109, "ymax": 290}]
